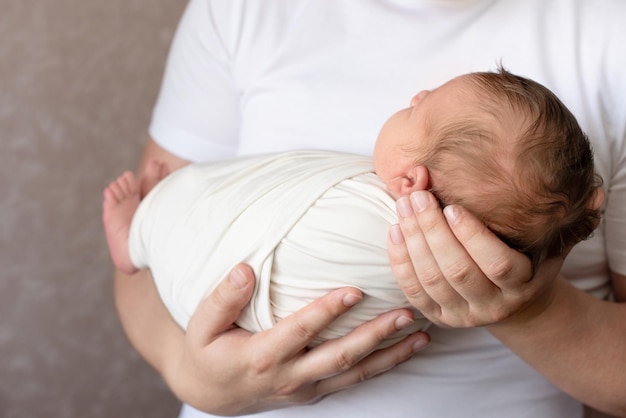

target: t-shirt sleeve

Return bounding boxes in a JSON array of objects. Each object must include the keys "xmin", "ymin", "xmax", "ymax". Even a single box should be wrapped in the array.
[
  {"xmin": 599, "ymin": 9, "xmax": 626, "ymax": 276},
  {"xmin": 604, "ymin": 73, "xmax": 626, "ymax": 276},
  {"xmin": 149, "ymin": 0, "xmax": 240, "ymax": 162}
]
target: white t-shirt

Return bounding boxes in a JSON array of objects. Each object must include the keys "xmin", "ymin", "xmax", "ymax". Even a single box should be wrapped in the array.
[{"xmin": 149, "ymin": 0, "xmax": 626, "ymax": 417}]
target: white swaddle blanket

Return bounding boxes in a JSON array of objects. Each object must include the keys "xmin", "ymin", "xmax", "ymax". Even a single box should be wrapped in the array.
[{"xmin": 129, "ymin": 150, "xmax": 428, "ymax": 346}]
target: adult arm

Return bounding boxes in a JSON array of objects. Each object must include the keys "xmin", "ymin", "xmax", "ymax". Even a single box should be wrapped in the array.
[
  {"xmin": 114, "ymin": 138, "xmax": 430, "ymax": 415},
  {"xmin": 388, "ymin": 191, "xmax": 626, "ymax": 417}
]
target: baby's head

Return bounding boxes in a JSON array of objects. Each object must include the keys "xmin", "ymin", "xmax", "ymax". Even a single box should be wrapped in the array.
[{"xmin": 374, "ymin": 67, "xmax": 603, "ymax": 268}]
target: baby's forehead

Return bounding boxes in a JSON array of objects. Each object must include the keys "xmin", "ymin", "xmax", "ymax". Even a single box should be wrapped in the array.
[
  {"xmin": 433, "ymin": 75, "xmax": 494, "ymax": 112},
  {"xmin": 442, "ymin": 73, "xmax": 479, "ymax": 92},
  {"xmin": 431, "ymin": 78, "xmax": 526, "ymax": 146},
  {"xmin": 430, "ymin": 76, "xmax": 501, "ymax": 121}
]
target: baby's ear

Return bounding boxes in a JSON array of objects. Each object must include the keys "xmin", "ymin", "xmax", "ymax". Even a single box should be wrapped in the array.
[
  {"xmin": 401, "ymin": 165, "xmax": 430, "ymax": 195},
  {"xmin": 589, "ymin": 187, "xmax": 605, "ymax": 211}
]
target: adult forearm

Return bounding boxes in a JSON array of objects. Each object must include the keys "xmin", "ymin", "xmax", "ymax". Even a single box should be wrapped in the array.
[
  {"xmin": 114, "ymin": 269, "xmax": 185, "ymax": 384},
  {"xmin": 113, "ymin": 266, "xmax": 428, "ymax": 416},
  {"xmin": 488, "ymin": 277, "xmax": 626, "ymax": 417},
  {"xmin": 113, "ymin": 267, "xmax": 262, "ymax": 415}
]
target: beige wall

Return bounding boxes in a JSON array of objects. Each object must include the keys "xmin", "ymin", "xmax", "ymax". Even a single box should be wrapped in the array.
[
  {"xmin": 0, "ymin": 1, "xmax": 617, "ymax": 417},
  {"xmin": 0, "ymin": 1, "xmax": 186, "ymax": 416}
]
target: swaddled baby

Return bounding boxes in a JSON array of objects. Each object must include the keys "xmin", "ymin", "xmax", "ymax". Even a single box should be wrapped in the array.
[
  {"xmin": 103, "ymin": 69, "xmax": 602, "ymax": 347},
  {"xmin": 128, "ymin": 151, "xmax": 418, "ymax": 346}
]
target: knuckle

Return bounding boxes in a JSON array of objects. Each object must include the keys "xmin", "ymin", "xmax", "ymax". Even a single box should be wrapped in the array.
[
  {"xmin": 370, "ymin": 324, "xmax": 391, "ymax": 343},
  {"xmin": 274, "ymin": 380, "xmax": 304, "ymax": 398},
  {"xmin": 441, "ymin": 311, "xmax": 467, "ymax": 328},
  {"xmin": 472, "ymin": 301, "xmax": 512, "ymax": 325},
  {"xmin": 506, "ymin": 290, "xmax": 530, "ymax": 308},
  {"xmin": 307, "ymin": 294, "xmax": 338, "ymax": 318},
  {"xmin": 357, "ymin": 367, "xmax": 374, "ymax": 383},
  {"xmin": 445, "ymin": 260, "xmax": 473, "ymax": 286},
  {"xmin": 284, "ymin": 389, "xmax": 320, "ymax": 406},
  {"xmin": 400, "ymin": 280, "xmax": 427, "ymax": 300},
  {"xmin": 248, "ymin": 348, "xmax": 276, "ymax": 376},
  {"xmin": 419, "ymin": 216, "xmax": 442, "ymax": 238},
  {"xmin": 490, "ymin": 305, "xmax": 512, "ymax": 323},
  {"xmin": 290, "ymin": 316, "xmax": 317, "ymax": 341},
  {"xmin": 487, "ymin": 256, "xmax": 516, "ymax": 281},
  {"xmin": 249, "ymin": 358, "xmax": 274, "ymax": 377},
  {"xmin": 418, "ymin": 267, "xmax": 443, "ymax": 288},
  {"xmin": 419, "ymin": 302, "xmax": 444, "ymax": 324},
  {"xmin": 439, "ymin": 302, "xmax": 472, "ymax": 327},
  {"xmin": 479, "ymin": 305, "xmax": 509, "ymax": 325},
  {"xmin": 397, "ymin": 213, "xmax": 419, "ymax": 235},
  {"xmin": 390, "ymin": 259, "xmax": 414, "ymax": 281},
  {"xmin": 334, "ymin": 350, "xmax": 359, "ymax": 372}
]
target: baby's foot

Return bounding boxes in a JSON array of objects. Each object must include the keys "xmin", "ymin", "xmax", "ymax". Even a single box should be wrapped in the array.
[
  {"xmin": 140, "ymin": 159, "xmax": 170, "ymax": 198},
  {"xmin": 102, "ymin": 171, "xmax": 141, "ymax": 274}
]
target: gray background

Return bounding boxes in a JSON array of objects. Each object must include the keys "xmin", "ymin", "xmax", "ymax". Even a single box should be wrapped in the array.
[
  {"xmin": 1, "ymin": 1, "xmax": 185, "ymax": 416},
  {"xmin": 0, "ymin": 1, "xmax": 614, "ymax": 417}
]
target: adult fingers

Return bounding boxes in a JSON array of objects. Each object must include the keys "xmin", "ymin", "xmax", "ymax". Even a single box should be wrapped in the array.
[
  {"xmin": 387, "ymin": 224, "xmax": 440, "ymax": 317},
  {"xmin": 293, "ymin": 308, "xmax": 424, "ymax": 383},
  {"xmin": 410, "ymin": 192, "xmax": 497, "ymax": 301},
  {"xmin": 442, "ymin": 204, "xmax": 533, "ymax": 291},
  {"xmin": 254, "ymin": 287, "xmax": 365, "ymax": 362},
  {"xmin": 186, "ymin": 264, "xmax": 256, "ymax": 349},
  {"xmin": 422, "ymin": 200, "xmax": 558, "ymax": 325},
  {"xmin": 442, "ymin": 203, "xmax": 566, "ymax": 312},
  {"xmin": 395, "ymin": 193, "xmax": 467, "ymax": 315},
  {"xmin": 315, "ymin": 331, "xmax": 430, "ymax": 396}
]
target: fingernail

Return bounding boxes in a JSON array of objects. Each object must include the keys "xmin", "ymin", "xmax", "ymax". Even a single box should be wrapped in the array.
[
  {"xmin": 389, "ymin": 224, "xmax": 405, "ymax": 245},
  {"xmin": 397, "ymin": 197, "xmax": 412, "ymax": 218},
  {"xmin": 444, "ymin": 205, "xmax": 461, "ymax": 225},
  {"xmin": 410, "ymin": 191, "xmax": 430, "ymax": 212},
  {"xmin": 412, "ymin": 334, "xmax": 429, "ymax": 352},
  {"xmin": 229, "ymin": 267, "xmax": 248, "ymax": 289},
  {"xmin": 395, "ymin": 315, "xmax": 414, "ymax": 330},
  {"xmin": 343, "ymin": 293, "xmax": 362, "ymax": 307}
]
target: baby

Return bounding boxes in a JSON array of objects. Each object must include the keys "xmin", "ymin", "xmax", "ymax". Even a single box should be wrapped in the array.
[{"xmin": 103, "ymin": 68, "xmax": 602, "ymax": 347}]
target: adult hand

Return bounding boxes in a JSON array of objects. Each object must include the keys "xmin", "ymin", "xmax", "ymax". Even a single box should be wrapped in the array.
[
  {"xmin": 167, "ymin": 264, "xmax": 430, "ymax": 415},
  {"xmin": 388, "ymin": 190, "xmax": 564, "ymax": 328}
]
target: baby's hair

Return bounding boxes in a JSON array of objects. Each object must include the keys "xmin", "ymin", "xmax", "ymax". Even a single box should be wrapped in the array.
[{"xmin": 419, "ymin": 67, "xmax": 601, "ymax": 269}]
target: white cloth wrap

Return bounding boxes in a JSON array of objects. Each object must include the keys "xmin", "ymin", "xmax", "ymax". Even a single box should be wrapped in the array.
[{"xmin": 129, "ymin": 150, "xmax": 427, "ymax": 346}]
